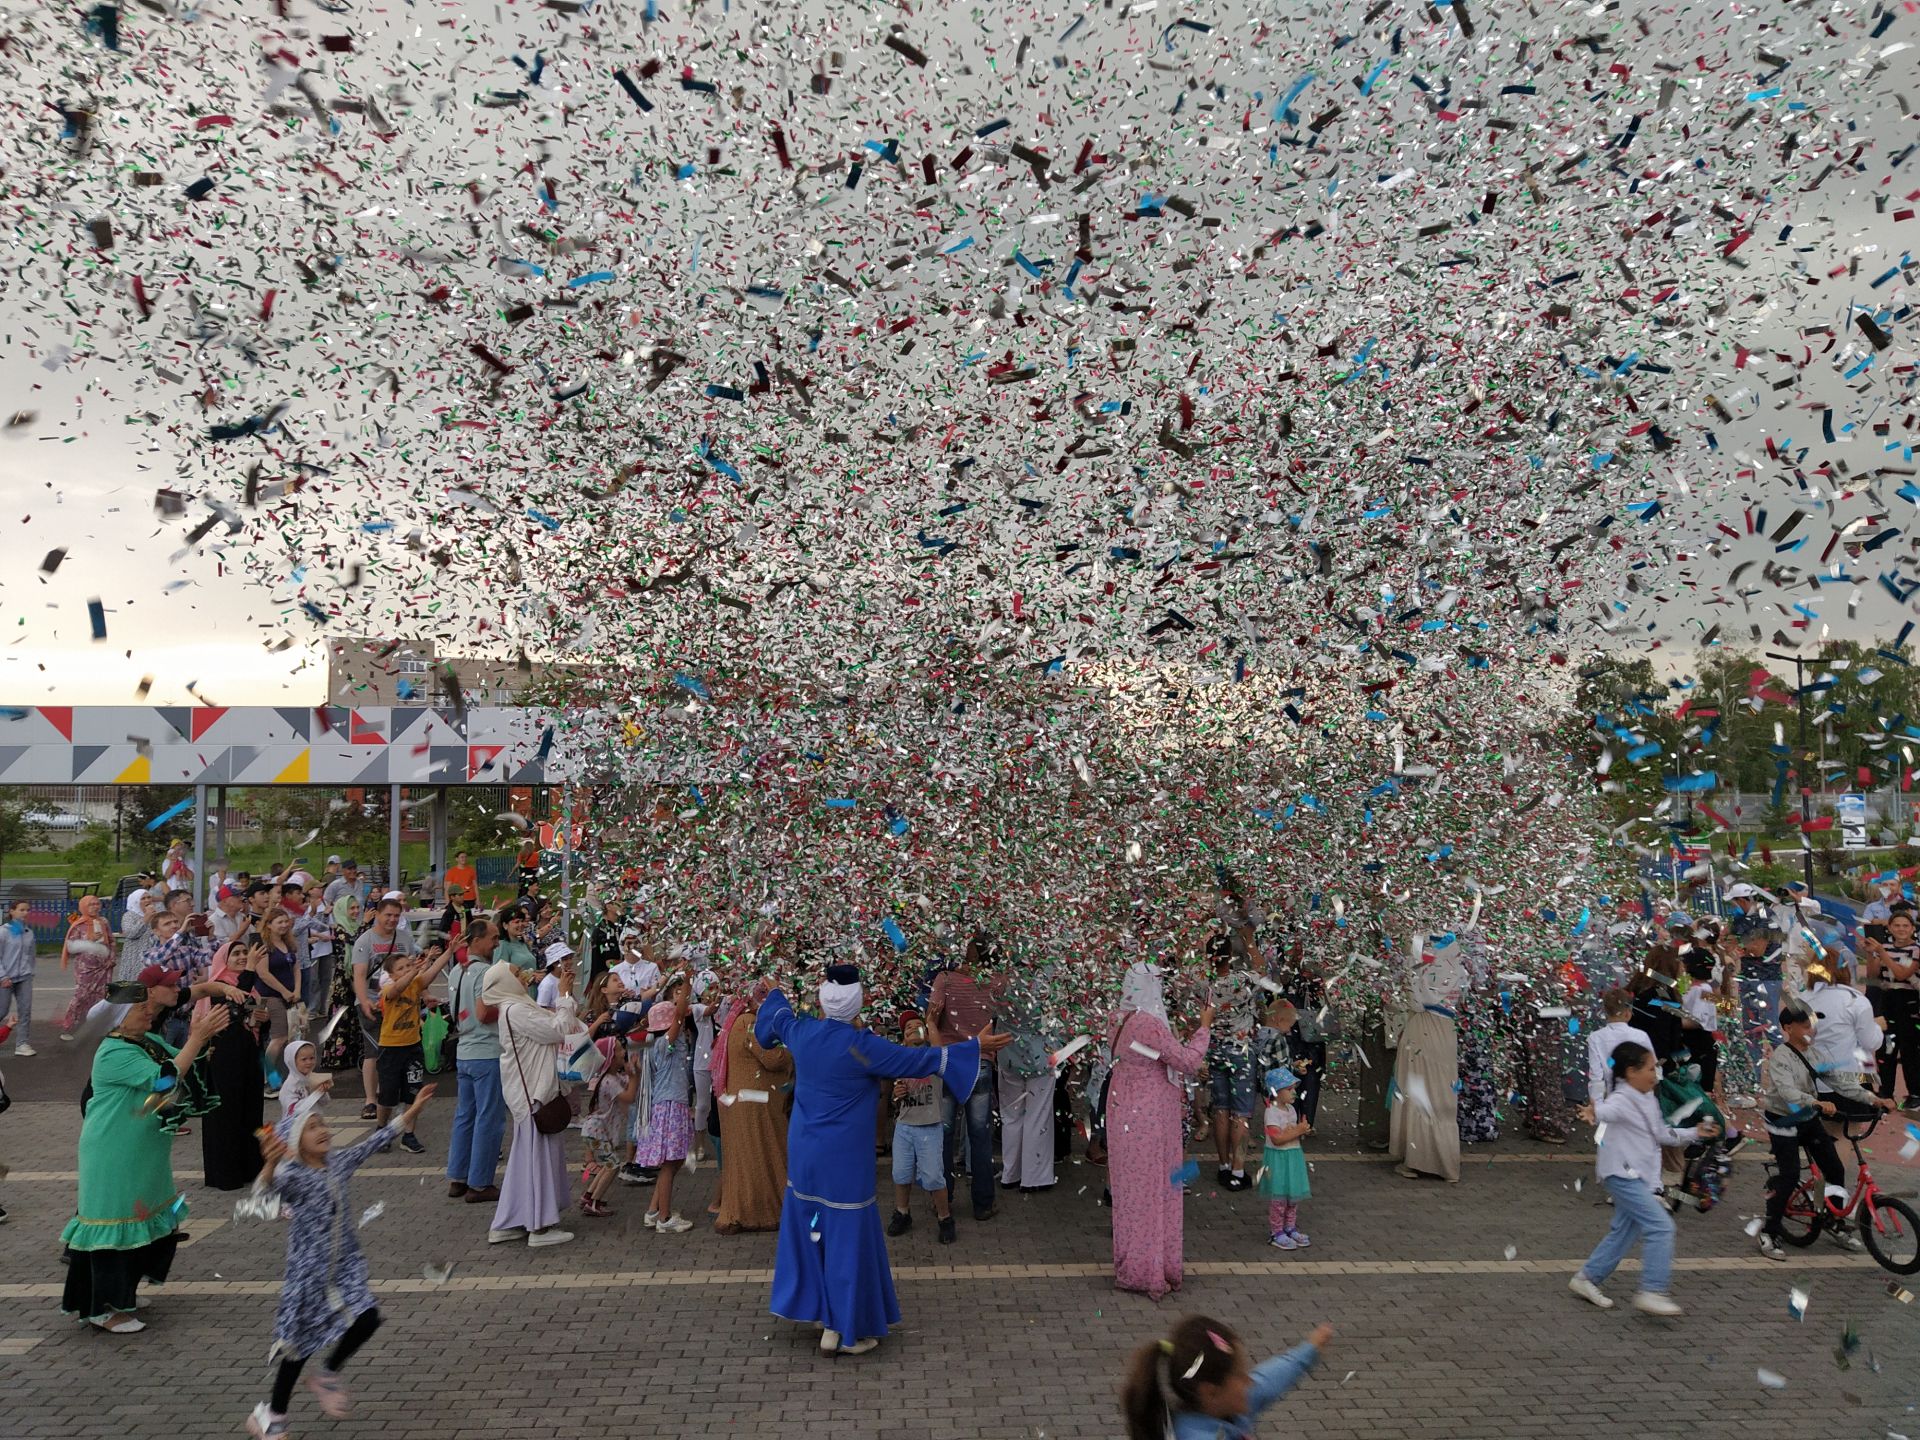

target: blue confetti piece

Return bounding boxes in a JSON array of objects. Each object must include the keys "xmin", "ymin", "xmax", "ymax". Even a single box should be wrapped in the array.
[
  {"xmin": 144, "ymin": 795, "xmax": 197, "ymax": 831},
  {"xmin": 567, "ymin": 270, "xmax": 616, "ymax": 288},
  {"xmin": 882, "ymin": 917, "xmax": 908, "ymax": 951},
  {"xmin": 672, "ymin": 672, "xmax": 711, "ymax": 699},
  {"xmin": 824, "ymin": 797, "xmax": 857, "ymax": 809},
  {"xmin": 526, "ymin": 508, "xmax": 560, "ymax": 531},
  {"xmin": 1169, "ymin": 1159, "xmax": 1201, "ymax": 1187}
]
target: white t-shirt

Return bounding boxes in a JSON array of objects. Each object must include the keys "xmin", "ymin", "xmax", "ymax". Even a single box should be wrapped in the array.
[
  {"xmin": 1682, "ymin": 982, "xmax": 1720, "ymax": 1034},
  {"xmin": 614, "ymin": 958, "xmax": 661, "ymax": 996},
  {"xmin": 1263, "ymin": 1101, "xmax": 1300, "ymax": 1149},
  {"xmin": 536, "ymin": 971, "xmax": 561, "ymax": 1009}
]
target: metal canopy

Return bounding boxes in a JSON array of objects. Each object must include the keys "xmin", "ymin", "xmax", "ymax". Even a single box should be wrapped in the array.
[{"xmin": 0, "ymin": 705, "xmax": 565, "ymax": 786}]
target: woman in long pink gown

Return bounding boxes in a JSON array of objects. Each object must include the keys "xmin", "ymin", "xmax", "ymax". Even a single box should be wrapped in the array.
[{"xmin": 1106, "ymin": 962, "xmax": 1212, "ymax": 1299}]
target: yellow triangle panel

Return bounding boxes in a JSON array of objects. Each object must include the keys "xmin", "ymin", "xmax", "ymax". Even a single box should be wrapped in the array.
[
  {"xmin": 273, "ymin": 749, "xmax": 311, "ymax": 784},
  {"xmin": 115, "ymin": 755, "xmax": 152, "ymax": 784}
]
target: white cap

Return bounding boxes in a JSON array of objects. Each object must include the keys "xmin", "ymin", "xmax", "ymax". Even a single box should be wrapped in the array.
[
  {"xmin": 381, "ymin": 890, "xmax": 406, "ymax": 903},
  {"xmin": 543, "ymin": 941, "xmax": 575, "ymax": 967},
  {"xmin": 1723, "ymin": 882, "xmax": 1758, "ymax": 900},
  {"xmin": 326, "ymin": 854, "xmax": 342, "ymax": 865},
  {"xmin": 1796, "ymin": 898, "xmax": 1823, "ymax": 916}
]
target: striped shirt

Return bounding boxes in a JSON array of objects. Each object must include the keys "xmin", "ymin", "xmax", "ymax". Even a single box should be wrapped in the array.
[{"xmin": 929, "ymin": 968, "xmax": 998, "ymax": 1043}]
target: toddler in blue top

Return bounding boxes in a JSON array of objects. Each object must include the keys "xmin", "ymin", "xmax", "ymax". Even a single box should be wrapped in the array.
[{"xmin": 1122, "ymin": 1313, "xmax": 1332, "ymax": 1440}]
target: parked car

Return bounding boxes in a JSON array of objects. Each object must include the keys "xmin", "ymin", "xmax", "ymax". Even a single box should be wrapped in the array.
[{"xmin": 24, "ymin": 809, "xmax": 86, "ymax": 832}]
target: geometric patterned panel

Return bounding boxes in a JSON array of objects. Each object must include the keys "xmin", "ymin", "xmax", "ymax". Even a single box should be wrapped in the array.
[{"xmin": 0, "ymin": 706, "xmax": 568, "ymax": 785}]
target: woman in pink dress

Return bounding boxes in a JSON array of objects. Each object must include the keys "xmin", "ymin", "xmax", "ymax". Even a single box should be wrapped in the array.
[{"xmin": 1107, "ymin": 961, "xmax": 1212, "ymax": 1299}]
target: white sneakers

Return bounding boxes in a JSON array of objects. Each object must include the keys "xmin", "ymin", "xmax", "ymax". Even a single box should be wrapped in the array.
[
  {"xmin": 1758, "ymin": 1235, "xmax": 1787, "ymax": 1262},
  {"xmin": 245, "ymin": 1403, "xmax": 289, "ymax": 1438},
  {"xmin": 1567, "ymin": 1275, "xmax": 1613, "ymax": 1309},
  {"xmin": 1571, "ymin": 1274, "xmax": 1682, "ymax": 1315},
  {"xmin": 527, "ymin": 1228, "xmax": 575, "ymax": 1248},
  {"xmin": 643, "ymin": 1211, "xmax": 692, "ymax": 1233},
  {"xmin": 487, "ymin": 1227, "xmax": 527, "ymax": 1245},
  {"xmin": 13, "ymin": 1043, "xmax": 35, "ymax": 1058}
]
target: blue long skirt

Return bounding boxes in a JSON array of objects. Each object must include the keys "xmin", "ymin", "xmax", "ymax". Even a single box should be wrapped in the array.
[{"xmin": 769, "ymin": 1187, "xmax": 900, "ymax": 1342}]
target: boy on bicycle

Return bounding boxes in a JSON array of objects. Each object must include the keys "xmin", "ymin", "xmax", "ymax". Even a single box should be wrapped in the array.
[{"xmin": 1758, "ymin": 1004, "xmax": 1896, "ymax": 1261}]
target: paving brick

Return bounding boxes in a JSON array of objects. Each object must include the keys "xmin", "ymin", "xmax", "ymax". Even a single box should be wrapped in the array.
[{"xmin": 3, "ymin": 1038, "xmax": 1919, "ymax": 1440}]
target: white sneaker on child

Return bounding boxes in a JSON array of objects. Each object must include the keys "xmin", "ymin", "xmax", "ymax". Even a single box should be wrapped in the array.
[
  {"xmin": 1567, "ymin": 1274, "xmax": 1613, "ymax": 1309},
  {"xmin": 656, "ymin": 1214, "xmax": 693, "ymax": 1233},
  {"xmin": 245, "ymin": 1403, "xmax": 289, "ymax": 1439},
  {"xmin": 643, "ymin": 1210, "xmax": 661, "ymax": 1229},
  {"xmin": 1287, "ymin": 1228, "xmax": 1311, "ymax": 1247},
  {"xmin": 1630, "ymin": 1291, "xmax": 1683, "ymax": 1317},
  {"xmin": 1269, "ymin": 1232, "xmax": 1298, "ymax": 1250}
]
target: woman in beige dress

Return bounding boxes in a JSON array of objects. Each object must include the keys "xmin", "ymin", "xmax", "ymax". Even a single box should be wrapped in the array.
[{"xmin": 712, "ymin": 986, "xmax": 794, "ymax": 1234}]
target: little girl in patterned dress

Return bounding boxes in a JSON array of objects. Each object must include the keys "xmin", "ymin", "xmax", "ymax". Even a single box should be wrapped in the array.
[
  {"xmin": 244, "ymin": 1083, "xmax": 436, "ymax": 1439},
  {"xmin": 1257, "ymin": 1067, "xmax": 1313, "ymax": 1250},
  {"xmin": 580, "ymin": 1037, "xmax": 640, "ymax": 1217}
]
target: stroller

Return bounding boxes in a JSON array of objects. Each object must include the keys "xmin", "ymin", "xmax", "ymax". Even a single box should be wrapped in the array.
[{"xmin": 1656, "ymin": 1062, "xmax": 1742, "ymax": 1212}]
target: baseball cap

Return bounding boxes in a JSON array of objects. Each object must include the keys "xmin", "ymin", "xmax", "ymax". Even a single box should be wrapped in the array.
[
  {"xmin": 1664, "ymin": 911, "xmax": 1692, "ymax": 929},
  {"xmin": 326, "ymin": 854, "xmax": 342, "ymax": 865},
  {"xmin": 216, "ymin": 885, "xmax": 238, "ymax": 901},
  {"xmin": 136, "ymin": 964, "xmax": 184, "ymax": 991},
  {"xmin": 1723, "ymin": 882, "xmax": 1758, "ymax": 900}
]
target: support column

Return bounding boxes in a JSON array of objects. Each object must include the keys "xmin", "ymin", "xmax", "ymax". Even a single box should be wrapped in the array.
[
  {"xmin": 191, "ymin": 784, "xmax": 208, "ymax": 911},
  {"xmin": 558, "ymin": 785, "xmax": 573, "ymax": 944},
  {"xmin": 428, "ymin": 787, "xmax": 450, "ymax": 885},
  {"xmin": 388, "ymin": 783, "xmax": 403, "ymax": 896},
  {"xmin": 214, "ymin": 785, "xmax": 228, "ymax": 871}
]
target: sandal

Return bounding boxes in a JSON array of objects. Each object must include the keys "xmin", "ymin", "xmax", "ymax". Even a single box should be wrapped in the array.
[{"xmin": 359, "ymin": 1103, "xmax": 377, "ymax": 1120}]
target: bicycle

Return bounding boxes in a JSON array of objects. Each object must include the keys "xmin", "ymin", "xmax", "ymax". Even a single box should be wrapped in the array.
[{"xmin": 1770, "ymin": 1112, "xmax": 1920, "ymax": 1275}]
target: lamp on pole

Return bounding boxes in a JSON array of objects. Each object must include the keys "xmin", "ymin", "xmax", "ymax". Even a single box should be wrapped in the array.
[{"xmin": 1764, "ymin": 649, "xmax": 1815, "ymax": 889}]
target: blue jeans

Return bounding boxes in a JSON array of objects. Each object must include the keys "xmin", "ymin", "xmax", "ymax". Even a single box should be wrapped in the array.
[
  {"xmin": 1581, "ymin": 1175, "xmax": 1676, "ymax": 1294},
  {"xmin": 944, "ymin": 1056, "xmax": 996, "ymax": 1215},
  {"xmin": 446, "ymin": 1057, "xmax": 507, "ymax": 1188}
]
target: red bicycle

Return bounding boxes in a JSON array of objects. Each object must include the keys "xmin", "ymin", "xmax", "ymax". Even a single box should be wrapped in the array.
[{"xmin": 1772, "ymin": 1113, "xmax": 1920, "ymax": 1275}]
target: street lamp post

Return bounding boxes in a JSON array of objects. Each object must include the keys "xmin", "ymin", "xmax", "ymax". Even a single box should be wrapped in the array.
[{"xmin": 1765, "ymin": 649, "xmax": 1815, "ymax": 889}]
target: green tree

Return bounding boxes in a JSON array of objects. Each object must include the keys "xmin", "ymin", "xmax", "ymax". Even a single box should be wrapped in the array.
[
  {"xmin": 124, "ymin": 786, "xmax": 196, "ymax": 857},
  {"xmin": 0, "ymin": 799, "xmax": 45, "ymax": 882}
]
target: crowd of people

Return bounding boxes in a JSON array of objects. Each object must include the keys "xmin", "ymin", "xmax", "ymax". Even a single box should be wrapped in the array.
[{"xmin": 8, "ymin": 853, "xmax": 1919, "ymax": 1432}]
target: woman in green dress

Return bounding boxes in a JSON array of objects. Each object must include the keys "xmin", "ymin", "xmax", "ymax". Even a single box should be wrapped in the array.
[{"xmin": 60, "ymin": 965, "xmax": 229, "ymax": 1333}]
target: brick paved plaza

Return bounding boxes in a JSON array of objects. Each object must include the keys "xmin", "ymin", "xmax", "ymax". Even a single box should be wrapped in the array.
[{"xmin": 4, "ymin": 982, "xmax": 1918, "ymax": 1440}]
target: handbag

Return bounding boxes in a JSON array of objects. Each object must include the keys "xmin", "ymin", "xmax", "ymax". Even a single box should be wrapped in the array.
[{"xmin": 506, "ymin": 1008, "xmax": 572, "ymax": 1135}]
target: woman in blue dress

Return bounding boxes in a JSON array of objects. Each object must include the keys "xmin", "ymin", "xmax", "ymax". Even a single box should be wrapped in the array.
[{"xmin": 755, "ymin": 962, "xmax": 1010, "ymax": 1355}]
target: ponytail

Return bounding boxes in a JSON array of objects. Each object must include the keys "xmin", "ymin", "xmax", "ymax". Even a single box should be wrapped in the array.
[
  {"xmin": 1605, "ymin": 1040, "xmax": 1651, "ymax": 1095},
  {"xmin": 1120, "ymin": 1315, "xmax": 1240, "ymax": 1440}
]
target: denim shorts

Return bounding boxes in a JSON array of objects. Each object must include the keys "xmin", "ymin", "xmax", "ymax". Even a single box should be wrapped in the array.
[
  {"xmin": 892, "ymin": 1120, "xmax": 945, "ymax": 1190},
  {"xmin": 1208, "ymin": 1046, "xmax": 1257, "ymax": 1117}
]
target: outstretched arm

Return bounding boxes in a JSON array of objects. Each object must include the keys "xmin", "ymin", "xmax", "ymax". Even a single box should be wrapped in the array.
[{"xmin": 753, "ymin": 989, "xmax": 796, "ymax": 1049}]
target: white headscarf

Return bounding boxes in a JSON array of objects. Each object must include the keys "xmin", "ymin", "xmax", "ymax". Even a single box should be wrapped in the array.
[
  {"xmin": 480, "ymin": 959, "xmax": 534, "ymax": 1014},
  {"xmin": 818, "ymin": 976, "xmax": 864, "ymax": 1023},
  {"xmin": 278, "ymin": 1040, "xmax": 317, "ymax": 1117},
  {"xmin": 1118, "ymin": 961, "xmax": 1168, "ymax": 1025}
]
